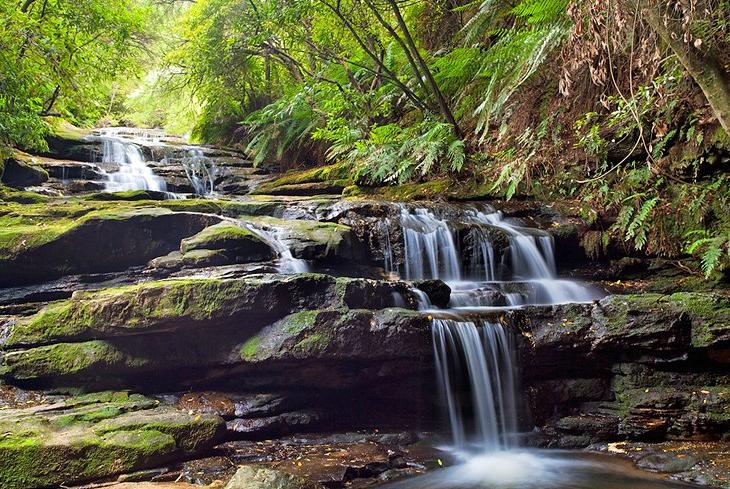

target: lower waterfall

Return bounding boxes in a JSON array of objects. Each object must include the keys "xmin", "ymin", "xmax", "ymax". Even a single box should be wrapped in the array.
[{"xmin": 432, "ymin": 319, "xmax": 518, "ymax": 452}]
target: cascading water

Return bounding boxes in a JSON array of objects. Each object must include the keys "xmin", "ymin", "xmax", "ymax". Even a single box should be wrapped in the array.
[
  {"xmin": 382, "ymin": 203, "xmax": 602, "ymax": 453},
  {"xmin": 385, "ymin": 204, "xmax": 602, "ymax": 307},
  {"xmin": 432, "ymin": 319, "xmax": 518, "ymax": 452},
  {"xmin": 381, "ymin": 206, "xmax": 691, "ymax": 489},
  {"xmin": 180, "ymin": 148, "xmax": 218, "ymax": 196},
  {"xmin": 241, "ymin": 221, "xmax": 309, "ymax": 274},
  {"xmin": 98, "ymin": 129, "xmax": 168, "ymax": 193}
]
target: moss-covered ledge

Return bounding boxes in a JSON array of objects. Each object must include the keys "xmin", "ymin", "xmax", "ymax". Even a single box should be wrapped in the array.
[
  {"xmin": 5, "ymin": 274, "xmax": 339, "ymax": 347},
  {"xmin": 0, "ymin": 392, "xmax": 225, "ymax": 489}
]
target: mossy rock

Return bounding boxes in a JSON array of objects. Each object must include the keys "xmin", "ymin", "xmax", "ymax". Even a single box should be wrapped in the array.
[
  {"xmin": 0, "ymin": 186, "xmax": 49, "ymax": 204},
  {"xmin": 669, "ymin": 292, "xmax": 730, "ymax": 348},
  {"xmin": 5, "ymin": 275, "xmax": 340, "ymax": 347},
  {"xmin": 239, "ymin": 308, "xmax": 431, "ymax": 364},
  {"xmin": 86, "ymin": 190, "xmax": 171, "ymax": 201},
  {"xmin": 180, "ymin": 222, "xmax": 274, "ymax": 262},
  {"xmin": 0, "ymin": 157, "xmax": 49, "ymax": 188},
  {"xmin": 225, "ymin": 465, "xmax": 321, "ymax": 489},
  {"xmin": 0, "ymin": 205, "xmax": 220, "ymax": 286},
  {"xmin": 251, "ymin": 163, "xmax": 351, "ymax": 196},
  {"xmin": 0, "ymin": 397, "xmax": 225, "ymax": 489},
  {"xmin": 246, "ymin": 216, "xmax": 362, "ymax": 262}
]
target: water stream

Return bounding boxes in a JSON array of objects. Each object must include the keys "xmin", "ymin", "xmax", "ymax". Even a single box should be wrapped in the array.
[
  {"xmin": 98, "ymin": 130, "xmax": 169, "ymax": 193},
  {"xmin": 94, "ymin": 128, "xmax": 218, "ymax": 196},
  {"xmin": 377, "ymin": 205, "xmax": 693, "ymax": 489}
]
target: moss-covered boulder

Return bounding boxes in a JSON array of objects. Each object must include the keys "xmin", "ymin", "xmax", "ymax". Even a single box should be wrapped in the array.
[
  {"xmin": 251, "ymin": 164, "xmax": 351, "ymax": 196},
  {"xmin": 225, "ymin": 465, "xmax": 321, "ymax": 489},
  {"xmin": 516, "ymin": 292, "xmax": 730, "ymax": 367},
  {"xmin": 0, "ymin": 392, "xmax": 225, "ymax": 489},
  {"xmin": 240, "ymin": 308, "xmax": 432, "ymax": 364},
  {"xmin": 248, "ymin": 216, "xmax": 364, "ymax": 263},
  {"xmin": 180, "ymin": 222, "xmax": 274, "ymax": 262},
  {"xmin": 5, "ymin": 274, "xmax": 340, "ymax": 347},
  {"xmin": 0, "ymin": 206, "xmax": 221, "ymax": 286},
  {"xmin": 86, "ymin": 190, "xmax": 171, "ymax": 201},
  {"xmin": 2, "ymin": 306, "xmax": 432, "ymax": 391},
  {"xmin": 0, "ymin": 157, "xmax": 49, "ymax": 188}
]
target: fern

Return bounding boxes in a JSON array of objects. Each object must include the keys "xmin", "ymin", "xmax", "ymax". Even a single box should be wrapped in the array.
[{"xmin": 685, "ymin": 230, "xmax": 730, "ymax": 278}]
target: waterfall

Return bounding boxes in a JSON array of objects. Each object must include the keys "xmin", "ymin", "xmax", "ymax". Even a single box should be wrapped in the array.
[
  {"xmin": 98, "ymin": 129, "xmax": 168, "ymax": 193},
  {"xmin": 181, "ymin": 148, "xmax": 217, "ymax": 196},
  {"xmin": 240, "ymin": 221, "xmax": 309, "ymax": 274},
  {"xmin": 388, "ymin": 204, "xmax": 601, "ymax": 307},
  {"xmin": 385, "ymin": 204, "xmax": 602, "ymax": 454},
  {"xmin": 433, "ymin": 319, "xmax": 518, "ymax": 452}
]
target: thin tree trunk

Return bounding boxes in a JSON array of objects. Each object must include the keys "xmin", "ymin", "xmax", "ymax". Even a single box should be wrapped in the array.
[
  {"xmin": 318, "ymin": 0, "xmax": 429, "ymax": 112},
  {"xmin": 643, "ymin": 6, "xmax": 730, "ymax": 134},
  {"xmin": 385, "ymin": 0, "xmax": 461, "ymax": 135},
  {"xmin": 361, "ymin": 0, "xmax": 432, "ymax": 102}
]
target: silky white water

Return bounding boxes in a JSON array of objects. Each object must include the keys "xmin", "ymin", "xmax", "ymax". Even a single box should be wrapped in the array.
[
  {"xmin": 98, "ymin": 129, "xmax": 168, "ymax": 193},
  {"xmin": 385, "ymin": 204, "xmax": 602, "ymax": 307},
  {"xmin": 375, "ymin": 204, "xmax": 679, "ymax": 489}
]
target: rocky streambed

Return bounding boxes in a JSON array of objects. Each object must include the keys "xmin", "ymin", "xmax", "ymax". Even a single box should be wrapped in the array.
[{"xmin": 0, "ymin": 128, "xmax": 728, "ymax": 489}]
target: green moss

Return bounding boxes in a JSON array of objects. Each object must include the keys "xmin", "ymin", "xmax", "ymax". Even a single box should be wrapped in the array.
[
  {"xmin": 281, "ymin": 310, "xmax": 319, "ymax": 335},
  {"xmin": 0, "ymin": 187, "xmax": 49, "ymax": 204},
  {"xmin": 669, "ymin": 292, "xmax": 730, "ymax": 347},
  {"xmin": 86, "ymin": 190, "xmax": 168, "ymax": 201},
  {"xmin": 240, "ymin": 335, "xmax": 262, "ymax": 361},
  {"xmin": 180, "ymin": 223, "xmax": 266, "ymax": 253},
  {"xmin": 1, "ymin": 341, "xmax": 132, "ymax": 380},
  {"xmin": 55, "ymin": 406, "xmax": 124, "ymax": 427},
  {"xmin": 0, "ymin": 397, "xmax": 223, "ymax": 489},
  {"xmin": 294, "ymin": 332, "xmax": 331, "ymax": 353},
  {"xmin": 252, "ymin": 163, "xmax": 351, "ymax": 195}
]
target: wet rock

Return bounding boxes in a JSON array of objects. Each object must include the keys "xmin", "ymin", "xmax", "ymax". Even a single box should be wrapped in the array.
[
  {"xmin": 250, "ymin": 216, "xmax": 365, "ymax": 263},
  {"xmin": 225, "ymin": 465, "xmax": 321, "ymax": 489},
  {"xmin": 1, "ymin": 298, "xmax": 432, "ymax": 392},
  {"xmin": 226, "ymin": 410, "xmax": 323, "ymax": 439},
  {"xmin": 635, "ymin": 451, "xmax": 699, "ymax": 473},
  {"xmin": 176, "ymin": 456, "xmax": 237, "ymax": 485},
  {"xmin": 256, "ymin": 182, "xmax": 346, "ymax": 197},
  {"xmin": 517, "ymin": 292, "xmax": 730, "ymax": 447},
  {"xmin": 413, "ymin": 280, "xmax": 451, "ymax": 308},
  {"xmin": 338, "ymin": 278, "xmax": 423, "ymax": 309},
  {"xmin": 0, "ymin": 391, "xmax": 225, "ymax": 489},
  {"xmin": 4, "ymin": 274, "xmax": 339, "ymax": 346},
  {"xmin": 1, "ymin": 157, "xmax": 49, "ymax": 187},
  {"xmin": 180, "ymin": 223, "xmax": 274, "ymax": 261},
  {"xmin": 0, "ymin": 208, "xmax": 221, "ymax": 287}
]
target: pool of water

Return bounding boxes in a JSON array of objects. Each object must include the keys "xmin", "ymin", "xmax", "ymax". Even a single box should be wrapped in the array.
[{"xmin": 381, "ymin": 450, "xmax": 700, "ymax": 489}]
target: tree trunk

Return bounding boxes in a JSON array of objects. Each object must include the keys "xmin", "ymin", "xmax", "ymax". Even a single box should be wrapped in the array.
[
  {"xmin": 643, "ymin": 6, "xmax": 730, "ymax": 134},
  {"xmin": 385, "ymin": 0, "xmax": 461, "ymax": 136}
]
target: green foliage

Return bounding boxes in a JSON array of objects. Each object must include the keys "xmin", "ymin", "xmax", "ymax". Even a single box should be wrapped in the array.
[
  {"xmin": 0, "ymin": 0, "xmax": 151, "ymax": 150},
  {"xmin": 347, "ymin": 120, "xmax": 465, "ymax": 184}
]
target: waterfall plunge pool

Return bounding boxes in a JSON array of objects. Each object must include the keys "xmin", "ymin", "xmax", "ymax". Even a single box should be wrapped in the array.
[{"xmin": 380, "ymin": 449, "xmax": 702, "ymax": 489}]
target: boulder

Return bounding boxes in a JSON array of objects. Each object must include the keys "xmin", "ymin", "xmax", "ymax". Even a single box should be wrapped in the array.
[
  {"xmin": 225, "ymin": 465, "xmax": 321, "ymax": 489},
  {"xmin": 247, "ymin": 216, "xmax": 365, "ymax": 263},
  {"xmin": 0, "ymin": 207, "xmax": 221, "ymax": 286},
  {"xmin": 1, "ymin": 276, "xmax": 434, "ymax": 391},
  {"xmin": 1, "ymin": 157, "xmax": 49, "ymax": 188},
  {"xmin": 0, "ymin": 391, "xmax": 225, "ymax": 489},
  {"xmin": 180, "ymin": 222, "xmax": 274, "ymax": 262}
]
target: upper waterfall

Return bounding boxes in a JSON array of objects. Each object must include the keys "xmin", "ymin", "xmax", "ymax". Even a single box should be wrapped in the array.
[{"xmin": 384, "ymin": 204, "xmax": 602, "ymax": 308}]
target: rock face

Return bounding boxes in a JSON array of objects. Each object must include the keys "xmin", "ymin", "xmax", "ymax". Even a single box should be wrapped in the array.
[
  {"xmin": 1, "ymin": 275, "xmax": 435, "ymax": 392},
  {"xmin": 0, "ymin": 391, "xmax": 225, "ymax": 489},
  {"xmin": 514, "ymin": 292, "xmax": 730, "ymax": 447},
  {"xmin": 0, "ymin": 207, "xmax": 221, "ymax": 286},
  {"xmin": 0, "ymin": 157, "xmax": 49, "ymax": 188}
]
